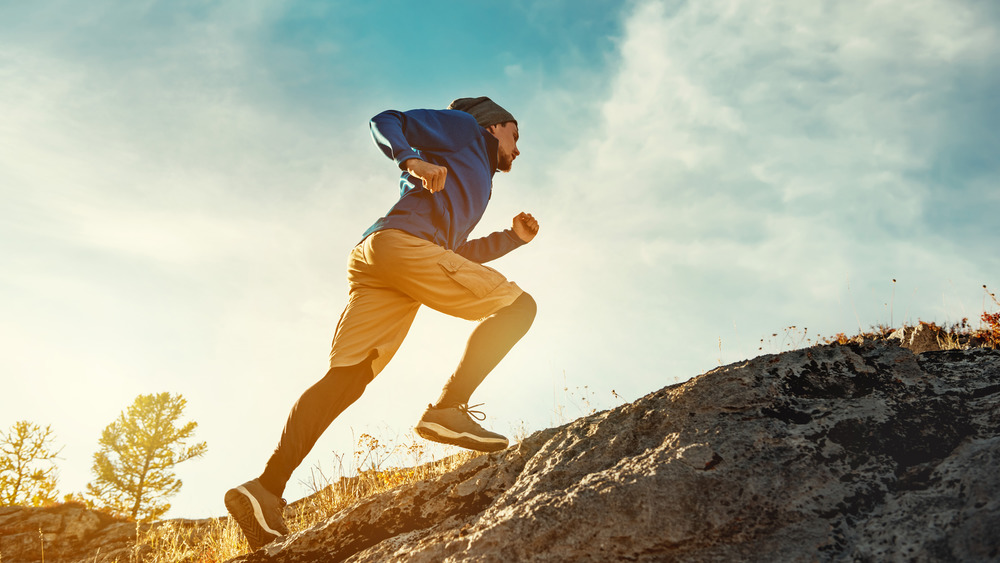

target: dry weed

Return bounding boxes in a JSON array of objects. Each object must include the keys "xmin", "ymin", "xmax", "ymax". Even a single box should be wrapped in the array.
[{"xmin": 133, "ymin": 430, "xmax": 481, "ymax": 562}]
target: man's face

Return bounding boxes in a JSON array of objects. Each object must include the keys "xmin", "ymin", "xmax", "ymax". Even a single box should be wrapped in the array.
[{"xmin": 490, "ymin": 122, "xmax": 520, "ymax": 172}]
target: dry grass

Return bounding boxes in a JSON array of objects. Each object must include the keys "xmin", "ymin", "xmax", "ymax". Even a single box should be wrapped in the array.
[
  {"xmin": 285, "ymin": 432, "xmax": 485, "ymax": 533},
  {"xmin": 754, "ymin": 285, "xmax": 1000, "ymax": 353},
  {"xmin": 805, "ymin": 285, "xmax": 1000, "ymax": 351},
  {"xmin": 123, "ymin": 431, "xmax": 483, "ymax": 562},
  {"xmin": 134, "ymin": 517, "xmax": 239, "ymax": 562}
]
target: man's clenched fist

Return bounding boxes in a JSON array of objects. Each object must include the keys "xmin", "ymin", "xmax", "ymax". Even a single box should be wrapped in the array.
[
  {"xmin": 404, "ymin": 158, "xmax": 448, "ymax": 193},
  {"xmin": 512, "ymin": 212, "xmax": 539, "ymax": 243}
]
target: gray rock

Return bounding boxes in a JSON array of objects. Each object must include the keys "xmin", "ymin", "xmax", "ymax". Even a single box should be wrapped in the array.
[
  {"xmin": 60, "ymin": 508, "xmax": 102, "ymax": 542},
  {"xmin": 889, "ymin": 323, "xmax": 945, "ymax": 353},
  {"xmin": 0, "ymin": 504, "xmax": 134, "ymax": 562},
  {"xmin": 0, "ymin": 502, "xmax": 227, "ymax": 562},
  {"xmin": 226, "ymin": 342, "xmax": 1000, "ymax": 562}
]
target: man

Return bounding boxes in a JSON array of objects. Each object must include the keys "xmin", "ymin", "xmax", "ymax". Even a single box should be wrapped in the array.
[{"xmin": 225, "ymin": 96, "xmax": 539, "ymax": 551}]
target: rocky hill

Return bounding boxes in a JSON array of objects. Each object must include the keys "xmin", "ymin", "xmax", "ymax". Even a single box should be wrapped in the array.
[
  {"xmin": 2, "ymin": 337, "xmax": 998, "ymax": 562},
  {"xmin": 230, "ymin": 339, "xmax": 1000, "ymax": 562}
]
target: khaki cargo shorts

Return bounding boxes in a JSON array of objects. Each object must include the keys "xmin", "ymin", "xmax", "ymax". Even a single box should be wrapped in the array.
[{"xmin": 328, "ymin": 229, "xmax": 523, "ymax": 376}]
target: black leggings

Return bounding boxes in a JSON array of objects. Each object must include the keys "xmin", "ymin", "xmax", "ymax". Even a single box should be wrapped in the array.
[{"xmin": 258, "ymin": 292, "xmax": 536, "ymax": 496}]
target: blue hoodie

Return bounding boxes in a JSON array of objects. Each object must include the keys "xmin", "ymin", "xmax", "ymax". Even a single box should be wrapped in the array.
[{"xmin": 362, "ymin": 109, "xmax": 525, "ymax": 264}]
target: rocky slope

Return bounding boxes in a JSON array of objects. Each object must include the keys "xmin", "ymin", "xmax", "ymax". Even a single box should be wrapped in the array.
[
  {"xmin": 3, "ymin": 338, "xmax": 998, "ymax": 562},
  {"xmin": 228, "ymin": 340, "xmax": 1000, "ymax": 562}
]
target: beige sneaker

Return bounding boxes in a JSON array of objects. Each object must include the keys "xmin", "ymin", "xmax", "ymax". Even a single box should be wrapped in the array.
[
  {"xmin": 414, "ymin": 403, "xmax": 509, "ymax": 452},
  {"xmin": 224, "ymin": 479, "xmax": 289, "ymax": 551}
]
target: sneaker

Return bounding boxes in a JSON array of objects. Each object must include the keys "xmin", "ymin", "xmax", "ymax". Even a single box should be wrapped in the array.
[
  {"xmin": 224, "ymin": 479, "xmax": 290, "ymax": 551},
  {"xmin": 414, "ymin": 403, "xmax": 509, "ymax": 452}
]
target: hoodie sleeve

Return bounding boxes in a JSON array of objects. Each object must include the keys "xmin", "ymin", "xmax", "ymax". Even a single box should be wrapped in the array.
[
  {"xmin": 454, "ymin": 229, "xmax": 526, "ymax": 264},
  {"xmin": 370, "ymin": 109, "xmax": 480, "ymax": 169}
]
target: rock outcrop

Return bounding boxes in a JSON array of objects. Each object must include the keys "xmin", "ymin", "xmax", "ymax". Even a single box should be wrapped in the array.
[
  {"xmin": 230, "ymin": 341, "xmax": 1000, "ymax": 562},
  {"xmin": 889, "ymin": 322, "xmax": 947, "ymax": 354},
  {"xmin": 0, "ymin": 503, "xmax": 137, "ymax": 561},
  {"xmin": 0, "ymin": 504, "xmax": 217, "ymax": 562}
]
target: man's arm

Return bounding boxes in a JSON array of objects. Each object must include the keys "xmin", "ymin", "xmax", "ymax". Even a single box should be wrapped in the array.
[
  {"xmin": 455, "ymin": 213, "xmax": 539, "ymax": 263},
  {"xmin": 369, "ymin": 109, "xmax": 479, "ymax": 170}
]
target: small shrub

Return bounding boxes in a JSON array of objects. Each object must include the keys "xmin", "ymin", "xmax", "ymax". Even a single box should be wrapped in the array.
[{"xmin": 978, "ymin": 311, "xmax": 1000, "ymax": 348}]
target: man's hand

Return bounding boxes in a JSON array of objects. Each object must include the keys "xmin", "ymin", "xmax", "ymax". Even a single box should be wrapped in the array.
[
  {"xmin": 404, "ymin": 158, "xmax": 448, "ymax": 193},
  {"xmin": 512, "ymin": 212, "xmax": 539, "ymax": 243}
]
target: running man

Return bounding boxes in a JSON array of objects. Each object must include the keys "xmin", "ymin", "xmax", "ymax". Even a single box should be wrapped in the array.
[{"xmin": 225, "ymin": 96, "xmax": 538, "ymax": 550}]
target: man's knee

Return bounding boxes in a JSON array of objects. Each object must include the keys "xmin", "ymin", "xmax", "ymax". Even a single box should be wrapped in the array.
[{"xmin": 510, "ymin": 292, "xmax": 537, "ymax": 326}]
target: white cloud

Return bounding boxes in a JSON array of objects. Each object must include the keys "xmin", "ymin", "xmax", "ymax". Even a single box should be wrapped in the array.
[
  {"xmin": 504, "ymin": 64, "xmax": 524, "ymax": 78},
  {"xmin": 559, "ymin": 0, "xmax": 996, "ymax": 242},
  {"xmin": 523, "ymin": 0, "xmax": 1000, "ymax": 387}
]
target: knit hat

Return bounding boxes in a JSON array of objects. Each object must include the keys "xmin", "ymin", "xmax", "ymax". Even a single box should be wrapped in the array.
[{"xmin": 447, "ymin": 96, "xmax": 516, "ymax": 128}]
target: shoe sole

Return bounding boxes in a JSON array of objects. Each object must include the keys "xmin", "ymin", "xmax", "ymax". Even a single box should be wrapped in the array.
[
  {"xmin": 224, "ymin": 485, "xmax": 282, "ymax": 551},
  {"xmin": 414, "ymin": 421, "xmax": 508, "ymax": 452}
]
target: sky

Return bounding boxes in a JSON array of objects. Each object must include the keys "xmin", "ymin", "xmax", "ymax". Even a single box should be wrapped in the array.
[{"xmin": 2, "ymin": 0, "xmax": 998, "ymax": 519}]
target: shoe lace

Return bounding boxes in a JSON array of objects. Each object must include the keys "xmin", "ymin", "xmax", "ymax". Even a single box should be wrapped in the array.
[{"xmin": 457, "ymin": 403, "xmax": 487, "ymax": 421}]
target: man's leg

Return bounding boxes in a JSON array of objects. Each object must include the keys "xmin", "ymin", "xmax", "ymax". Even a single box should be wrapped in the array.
[
  {"xmin": 254, "ymin": 282, "xmax": 420, "ymax": 497},
  {"xmin": 413, "ymin": 292, "xmax": 536, "ymax": 452},
  {"xmin": 357, "ymin": 231, "xmax": 536, "ymax": 451},
  {"xmin": 258, "ymin": 353, "xmax": 376, "ymax": 498},
  {"xmin": 223, "ymin": 357, "xmax": 374, "ymax": 552},
  {"xmin": 254, "ymin": 238, "xmax": 422, "ymax": 496},
  {"xmin": 434, "ymin": 292, "xmax": 536, "ymax": 407},
  {"xmin": 227, "ymin": 240, "xmax": 420, "ymax": 550}
]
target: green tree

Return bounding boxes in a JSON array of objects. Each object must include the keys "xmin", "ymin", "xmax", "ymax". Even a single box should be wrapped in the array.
[
  {"xmin": 0, "ymin": 421, "xmax": 61, "ymax": 506},
  {"xmin": 86, "ymin": 392, "xmax": 207, "ymax": 521}
]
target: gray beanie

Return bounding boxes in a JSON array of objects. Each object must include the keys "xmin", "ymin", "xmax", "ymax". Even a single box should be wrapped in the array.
[{"xmin": 447, "ymin": 96, "xmax": 516, "ymax": 128}]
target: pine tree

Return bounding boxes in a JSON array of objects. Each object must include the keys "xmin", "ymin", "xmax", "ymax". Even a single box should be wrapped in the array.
[
  {"xmin": 0, "ymin": 421, "xmax": 61, "ymax": 506},
  {"xmin": 87, "ymin": 392, "xmax": 207, "ymax": 521}
]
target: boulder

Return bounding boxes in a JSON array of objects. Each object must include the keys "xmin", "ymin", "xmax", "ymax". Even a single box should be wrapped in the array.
[
  {"xmin": 0, "ymin": 504, "xmax": 217, "ymax": 562},
  {"xmin": 888, "ymin": 322, "xmax": 945, "ymax": 354},
  {"xmin": 0, "ymin": 504, "xmax": 136, "ymax": 562}
]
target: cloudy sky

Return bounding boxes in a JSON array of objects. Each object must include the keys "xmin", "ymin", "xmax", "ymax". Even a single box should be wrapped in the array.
[{"xmin": 2, "ymin": 0, "xmax": 998, "ymax": 519}]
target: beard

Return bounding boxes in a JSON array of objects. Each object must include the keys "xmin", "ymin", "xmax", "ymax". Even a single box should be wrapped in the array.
[{"xmin": 497, "ymin": 147, "xmax": 515, "ymax": 172}]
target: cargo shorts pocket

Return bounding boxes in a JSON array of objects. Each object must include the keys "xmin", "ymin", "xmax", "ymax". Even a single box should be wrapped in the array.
[{"xmin": 438, "ymin": 254, "xmax": 506, "ymax": 299}]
